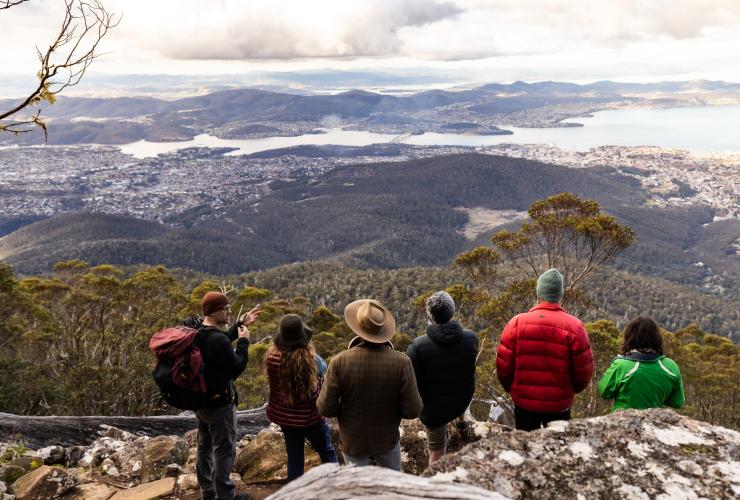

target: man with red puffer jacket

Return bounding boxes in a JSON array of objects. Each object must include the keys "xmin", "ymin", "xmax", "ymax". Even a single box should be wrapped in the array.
[{"xmin": 496, "ymin": 269, "xmax": 594, "ymax": 431}]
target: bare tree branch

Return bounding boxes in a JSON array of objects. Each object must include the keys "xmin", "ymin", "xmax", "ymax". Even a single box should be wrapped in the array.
[
  {"xmin": 0, "ymin": 0, "xmax": 30, "ymax": 10},
  {"xmin": 0, "ymin": 0, "xmax": 119, "ymax": 137}
]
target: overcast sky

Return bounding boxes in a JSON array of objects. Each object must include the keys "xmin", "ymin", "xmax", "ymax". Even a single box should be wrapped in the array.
[{"xmin": 3, "ymin": 0, "xmax": 740, "ymax": 86}]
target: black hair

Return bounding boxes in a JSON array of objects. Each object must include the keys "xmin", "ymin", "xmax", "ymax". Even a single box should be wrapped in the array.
[{"xmin": 621, "ymin": 316, "xmax": 664, "ymax": 355}]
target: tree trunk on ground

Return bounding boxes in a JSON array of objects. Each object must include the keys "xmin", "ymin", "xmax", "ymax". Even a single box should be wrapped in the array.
[
  {"xmin": 0, "ymin": 406, "xmax": 270, "ymax": 448},
  {"xmin": 266, "ymin": 463, "xmax": 505, "ymax": 499}
]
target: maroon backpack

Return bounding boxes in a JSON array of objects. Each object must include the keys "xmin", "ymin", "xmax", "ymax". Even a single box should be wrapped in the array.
[{"xmin": 149, "ymin": 326, "xmax": 210, "ymax": 410}]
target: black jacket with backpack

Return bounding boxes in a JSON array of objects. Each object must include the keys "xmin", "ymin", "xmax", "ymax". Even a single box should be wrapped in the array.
[
  {"xmin": 406, "ymin": 320, "xmax": 478, "ymax": 428},
  {"xmin": 184, "ymin": 317, "xmax": 250, "ymax": 408}
]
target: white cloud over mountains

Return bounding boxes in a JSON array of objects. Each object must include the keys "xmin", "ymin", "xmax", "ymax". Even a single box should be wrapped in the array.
[
  {"xmin": 2, "ymin": 0, "xmax": 740, "ymax": 81},
  {"xmin": 107, "ymin": 0, "xmax": 740, "ymax": 61}
]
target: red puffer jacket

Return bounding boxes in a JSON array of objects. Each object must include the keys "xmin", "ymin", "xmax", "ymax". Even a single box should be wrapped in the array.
[
  {"xmin": 496, "ymin": 302, "xmax": 594, "ymax": 413},
  {"xmin": 266, "ymin": 349, "xmax": 324, "ymax": 428}
]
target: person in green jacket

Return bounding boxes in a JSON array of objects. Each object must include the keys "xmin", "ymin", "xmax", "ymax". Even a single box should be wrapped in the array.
[{"xmin": 598, "ymin": 316, "xmax": 685, "ymax": 411}]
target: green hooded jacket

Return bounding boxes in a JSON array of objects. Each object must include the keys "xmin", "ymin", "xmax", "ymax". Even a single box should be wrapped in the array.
[{"xmin": 597, "ymin": 352, "xmax": 685, "ymax": 411}]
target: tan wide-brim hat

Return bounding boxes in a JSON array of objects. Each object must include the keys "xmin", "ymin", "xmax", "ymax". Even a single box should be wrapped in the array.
[{"xmin": 344, "ymin": 299, "xmax": 396, "ymax": 344}]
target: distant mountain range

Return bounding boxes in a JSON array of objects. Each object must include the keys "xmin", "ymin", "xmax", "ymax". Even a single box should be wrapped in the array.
[{"xmin": 3, "ymin": 79, "xmax": 740, "ymax": 145}]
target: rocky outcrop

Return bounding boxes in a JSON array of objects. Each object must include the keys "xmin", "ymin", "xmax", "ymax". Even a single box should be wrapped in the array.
[
  {"xmin": 424, "ymin": 409, "xmax": 740, "ymax": 499},
  {"xmin": 2, "ymin": 408, "xmax": 738, "ymax": 499},
  {"xmin": 266, "ymin": 409, "xmax": 739, "ymax": 498}
]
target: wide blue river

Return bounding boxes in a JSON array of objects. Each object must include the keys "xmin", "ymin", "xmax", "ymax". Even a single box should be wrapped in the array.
[{"xmin": 119, "ymin": 104, "xmax": 740, "ymax": 158}]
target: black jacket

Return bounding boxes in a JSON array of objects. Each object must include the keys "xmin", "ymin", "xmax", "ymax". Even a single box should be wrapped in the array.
[
  {"xmin": 186, "ymin": 317, "xmax": 249, "ymax": 407},
  {"xmin": 406, "ymin": 321, "xmax": 478, "ymax": 427}
]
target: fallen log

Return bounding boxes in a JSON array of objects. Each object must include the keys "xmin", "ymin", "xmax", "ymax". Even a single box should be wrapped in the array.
[
  {"xmin": 266, "ymin": 463, "xmax": 506, "ymax": 499},
  {"xmin": 0, "ymin": 405, "xmax": 270, "ymax": 449}
]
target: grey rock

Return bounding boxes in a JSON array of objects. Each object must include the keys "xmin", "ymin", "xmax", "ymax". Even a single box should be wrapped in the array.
[
  {"xmin": 110, "ymin": 437, "xmax": 148, "ymax": 479},
  {"xmin": 0, "ymin": 466, "xmax": 26, "ymax": 485},
  {"xmin": 78, "ymin": 438, "xmax": 128, "ymax": 468},
  {"xmin": 35, "ymin": 446, "xmax": 65, "ymax": 466},
  {"xmin": 164, "ymin": 463, "xmax": 181, "ymax": 477},
  {"xmin": 63, "ymin": 447, "xmax": 85, "ymax": 468},
  {"xmin": 97, "ymin": 426, "xmax": 135, "ymax": 443},
  {"xmin": 425, "ymin": 408, "xmax": 740, "ymax": 499},
  {"xmin": 139, "ymin": 436, "xmax": 188, "ymax": 483}
]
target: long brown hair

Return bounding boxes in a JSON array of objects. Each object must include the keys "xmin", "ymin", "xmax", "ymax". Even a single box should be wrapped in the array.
[
  {"xmin": 621, "ymin": 316, "xmax": 664, "ymax": 355},
  {"xmin": 269, "ymin": 343, "xmax": 318, "ymax": 406}
]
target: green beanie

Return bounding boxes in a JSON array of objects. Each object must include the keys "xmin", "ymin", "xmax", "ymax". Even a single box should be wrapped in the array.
[{"xmin": 536, "ymin": 268, "xmax": 564, "ymax": 303}]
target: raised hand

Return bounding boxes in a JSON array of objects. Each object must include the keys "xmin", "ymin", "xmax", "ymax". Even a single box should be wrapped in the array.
[{"xmin": 241, "ymin": 306, "xmax": 262, "ymax": 326}]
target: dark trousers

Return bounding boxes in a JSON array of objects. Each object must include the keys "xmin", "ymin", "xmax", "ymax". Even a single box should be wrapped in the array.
[
  {"xmin": 514, "ymin": 405, "xmax": 571, "ymax": 431},
  {"xmin": 196, "ymin": 404, "xmax": 237, "ymax": 500},
  {"xmin": 281, "ymin": 420, "xmax": 338, "ymax": 481}
]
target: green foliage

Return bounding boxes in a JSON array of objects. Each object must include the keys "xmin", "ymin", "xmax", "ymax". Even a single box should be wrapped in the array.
[
  {"xmin": 1, "ymin": 257, "xmax": 738, "ymax": 430},
  {"xmin": 307, "ymin": 306, "xmax": 341, "ymax": 333},
  {"xmin": 391, "ymin": 332, "xmax": 412, "ymax": 353},
  {"xmin": 454, "ymin": 193, "xmax": 634, "ymax": 335}
]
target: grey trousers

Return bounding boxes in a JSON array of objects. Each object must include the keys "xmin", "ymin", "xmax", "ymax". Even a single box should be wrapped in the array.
[
  {"xmin": 342, "ymin": 441, "xmax": 401, "ymax": 471},
  {"xmin": 196, "ymin": 404, "xmax": 237, "ymax": 500}
]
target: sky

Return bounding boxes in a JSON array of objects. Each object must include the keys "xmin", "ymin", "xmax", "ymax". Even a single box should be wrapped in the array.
[{"xmin": 2, "ymin": 0, "xmax": 740, "ymax": 90}]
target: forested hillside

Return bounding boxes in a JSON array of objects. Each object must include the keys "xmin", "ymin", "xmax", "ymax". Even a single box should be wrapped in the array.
[
  {"xmin": 0, "ymin": 259, "xmax": 737, "ymax": 429},
  {"xmin": 3, "ymin": 153, "xmax": 735, "ymax": 303}
]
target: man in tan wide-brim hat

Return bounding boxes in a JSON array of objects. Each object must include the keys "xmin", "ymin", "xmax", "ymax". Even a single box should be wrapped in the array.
[{"xmin": 317, "ymin": 299, "xmax": 422, "ymax": 470}]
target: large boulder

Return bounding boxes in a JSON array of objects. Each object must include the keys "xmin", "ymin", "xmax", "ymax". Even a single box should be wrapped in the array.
[
  {"xmin": 10, "ymin": 465, "xmax": 77, "ymax": 499},
  {"xmin": 236, "ymin": 428, "xmax": 321, "ymax": 484},
  {"xmin": 425, "ymin": 408, "xmax": 740, "ymax": 499},
  {"xmin": 139, "ymin": 436, "xmax": 189, "ymax": 483}
]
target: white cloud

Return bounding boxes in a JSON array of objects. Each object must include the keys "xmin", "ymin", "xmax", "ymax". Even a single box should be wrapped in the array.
[
  {"xmin": 2, "ymin": 0, "xmax": 740, "ymax": 82},
  {"xmin": 108, "ymin": 0, "xmax": 461, "ymax": 60}
]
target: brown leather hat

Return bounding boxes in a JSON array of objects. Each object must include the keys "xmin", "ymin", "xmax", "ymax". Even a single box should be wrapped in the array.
[{"xmin": 344, "ymin": 299, "xmax": 396, "ymax": 344}]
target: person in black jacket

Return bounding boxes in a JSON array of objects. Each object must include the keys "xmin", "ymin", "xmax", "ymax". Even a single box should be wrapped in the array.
[
  {"xmin": 195, "ymin": 291, "xmax": 260, "ymax": 500},
  {"xmin": 406, "ymin": 291, "xmax": 478, "ymax": 465}
]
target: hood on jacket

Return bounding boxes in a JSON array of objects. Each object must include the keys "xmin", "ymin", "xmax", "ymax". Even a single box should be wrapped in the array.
[
  {"xmin": 620, "ymin": 352, "xmax": 663, "ymax": 362},
  {"xmin": 426, "ymin": 320, "xmax": 464, "ymax": 347}
]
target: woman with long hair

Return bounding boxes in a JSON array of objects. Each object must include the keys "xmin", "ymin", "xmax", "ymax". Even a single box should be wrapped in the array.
[
  {"xmin": 598, "ymin": 316, "xmax": 685, "ymax": 411},
  {"xmin": 266, "ymin": 314, "xmax": 338, "ymax": 480}
]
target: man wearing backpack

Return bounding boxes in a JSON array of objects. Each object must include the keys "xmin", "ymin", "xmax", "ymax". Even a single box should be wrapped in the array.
[{"xmin": 196, "ymin": 291, "xmax": 260, "ymax": 500}]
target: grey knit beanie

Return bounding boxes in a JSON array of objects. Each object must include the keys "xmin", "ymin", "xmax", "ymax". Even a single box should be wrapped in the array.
[
  {"xmin": 426, "ymin": 291, "xmax": 455, "ymax": 324},
  {"xmin": 536, "ymin": 268, "xmax": 564, "ymax": 303}
]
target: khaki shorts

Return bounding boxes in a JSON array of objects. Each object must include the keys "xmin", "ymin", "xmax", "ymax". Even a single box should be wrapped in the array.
[{"xmin": 424, "ymin": 423, "xmax": 448, "ymax": 452}]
